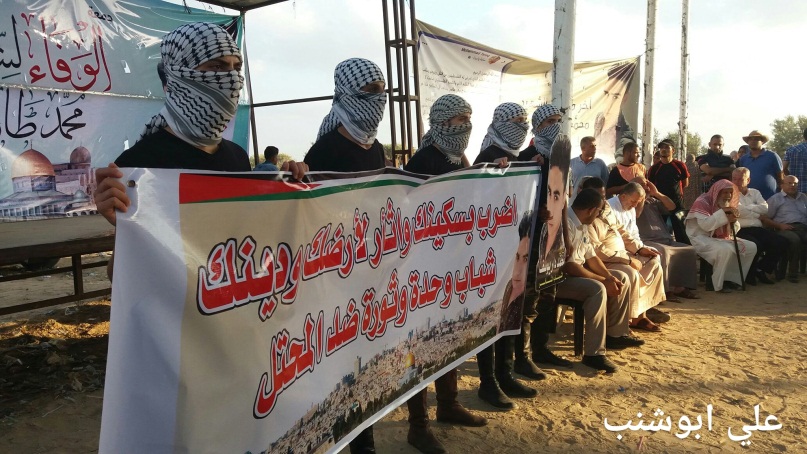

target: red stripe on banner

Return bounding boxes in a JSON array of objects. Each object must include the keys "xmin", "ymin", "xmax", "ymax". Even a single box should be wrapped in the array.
[{"xmin": 179, "ymin": 174, "xmax": 317, "ymax": 204}]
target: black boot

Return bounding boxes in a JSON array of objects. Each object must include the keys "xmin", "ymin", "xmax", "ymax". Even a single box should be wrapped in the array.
[
  {"xmin": 513, "ymin": 322, "xmax": 547, "ymax": 380},
  {"xmin": 435, "ymin": 369, "xmax": 487, "ymax": 426},
  {"xmin": 476, "ymin": 345, "xmax": 513, "ymax": 409},
  {"xmin": 531, "ymin": 326, "xmax": 574, "ymax": 368},
  {"xmin": 407, "ymin": 389, "xmax": 447, "ymax": 454},
  {"xmin": 349, "ymin": 427, "xmax": 376, "ymax": 454},
  {"xmin": 494, "ymin": 337, "xmax": 537, "ymax": 398}
]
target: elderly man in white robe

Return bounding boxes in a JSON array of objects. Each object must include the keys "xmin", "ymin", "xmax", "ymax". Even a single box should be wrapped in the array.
[
  {"xmin": 685, "ymin": 179, "xmax": 757, "ymax": 292},
  {"xmin": 586, "ymin": 180, "xmax": 667, "ymax": 332}
]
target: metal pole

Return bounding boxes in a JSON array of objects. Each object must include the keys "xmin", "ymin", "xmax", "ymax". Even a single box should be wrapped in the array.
[
  {"xmin": 678, "ymin": 0, "xmax": 690, "ymax": 161},
  {"xmin": 240, "ymin": 11, "xmax": 260, "ymax": 165},
  {"xmin": 641, "ymin": 0, "xmax": 658, "ymax": 166},
  {"xmin": 552, "ymin": 0, "xmax": 576, "ymax": 137}
]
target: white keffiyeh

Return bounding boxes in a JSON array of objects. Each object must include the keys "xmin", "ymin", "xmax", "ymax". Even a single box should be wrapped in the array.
[
  {"xmin": 480, "ymin": 102, "xmax": 528, "ymax": 157},
  {"xmin": 419, "ymin": 94, "xmax": 473, "ymax": 164},
  {"xmin": 531, "ymin": 104, "xmax": 562, "ymax": 157},
  {"xmin": 317, "ymin": 58, "xmax": 387, "ymax": 145},
  {"xmin": 141, "ymin": 22, "xmax": 244, "ymax": 147}
]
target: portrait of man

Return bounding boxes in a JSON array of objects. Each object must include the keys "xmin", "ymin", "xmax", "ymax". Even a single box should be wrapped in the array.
[
  {"xmin": 536, "ymin": 137, "xmax": 572, "ymax": 278},
  {"xmin": 499, "ymin": 212, "xmax": 533, "ymax": 332}
]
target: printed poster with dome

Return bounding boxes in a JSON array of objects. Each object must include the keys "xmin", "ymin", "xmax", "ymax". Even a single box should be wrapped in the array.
[{"xmin": 0, "ymin": 0, "xmax": 249, "ymax": 222}]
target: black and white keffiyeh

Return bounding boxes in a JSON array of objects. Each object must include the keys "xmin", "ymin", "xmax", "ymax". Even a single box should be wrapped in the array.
[
  {"xmin": 317, "ymin": 58, "xmax": 386, "ymax": 145},
  {"xmin": 480, "ymin": 102, "xmax": 528, "ymax": 156},
  {"xmin": 531, "ymin": 103, "xmax": 562, "ymax": 157},
  {"xmin": 141, "ymin": 22, "xmax": 243, "ymax": 147},
  {"xmin": 419, "ymin": 94, "xmax": 472, "ymax": 164}
]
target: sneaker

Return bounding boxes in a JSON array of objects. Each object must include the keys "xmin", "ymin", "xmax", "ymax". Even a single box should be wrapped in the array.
[
  {"xmin": 581, "ymin": 355, "xmax": 618, "ymax": 373},
  {"xmin": 646, "ymin": 307, "xmax": 671, "ymax": 324},
  {"xmin": 605, "ymin": 335, "xmax": 645, "ymax": 350},
  {"xmin": 532, "ymin": 348, "xmax": 574, "ymax": 369}
]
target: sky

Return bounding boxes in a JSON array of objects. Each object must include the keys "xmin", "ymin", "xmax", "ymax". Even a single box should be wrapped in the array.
[{"xmin": 186, "ymin": 0, "xmax": 807, "ymax": 162}]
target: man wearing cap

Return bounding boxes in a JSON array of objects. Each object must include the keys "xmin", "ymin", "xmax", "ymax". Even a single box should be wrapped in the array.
[
  {"xmin": 784, "ymin": 128, "xmax": 807, "ymax": 193},
  {"xmin": 737, "ymin": 130, "xmax": 783, "ymax": 200},
  {"xmin": 698, "ymin": 134, "xmax": 735, "ymax": 192}
]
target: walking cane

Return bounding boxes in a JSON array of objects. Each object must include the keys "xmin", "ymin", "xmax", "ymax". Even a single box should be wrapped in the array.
[{"xmin": 728, "ymin": 219, "xmax": 746, "ymax": 291}]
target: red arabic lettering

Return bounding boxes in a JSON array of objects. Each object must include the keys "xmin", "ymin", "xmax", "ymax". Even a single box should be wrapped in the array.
[
  {"xmin": 254, "ymin": 312, "xmax": 323, "ymax": 418},
  {"xmin": 196, "ymin": 237, "xmax": 302, "ymax": 318}
]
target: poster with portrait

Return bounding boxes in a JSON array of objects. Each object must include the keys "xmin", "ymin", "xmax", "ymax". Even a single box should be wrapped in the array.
[{"xmin": 534, "ymin": 135, "xmax": 572, "ymax": 290}]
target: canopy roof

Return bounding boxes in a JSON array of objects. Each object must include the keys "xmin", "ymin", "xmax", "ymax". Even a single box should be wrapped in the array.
[{"xmin": 196, "ymin": 0, "xmax": 287, "ymax": 13}]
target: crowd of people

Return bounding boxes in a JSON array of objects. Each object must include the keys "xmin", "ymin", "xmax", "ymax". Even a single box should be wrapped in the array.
[{"xmin": 91, "ymin": 21, "xmax": 807, "ymax": 454}]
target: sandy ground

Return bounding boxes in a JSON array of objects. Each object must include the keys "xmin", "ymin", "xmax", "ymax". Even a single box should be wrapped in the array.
[{"xmin": 1, "ymin": 267, "xmax": 806, "ymax": 454}]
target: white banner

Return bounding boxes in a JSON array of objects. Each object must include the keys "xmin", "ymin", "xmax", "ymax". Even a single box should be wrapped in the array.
[
  {"xmin": 101, "ymin": 165, "xmax": 540, "ymax": 453},
  {"xmin": 416, "ymin": 20, "xmax": 640, "ymax": 164}
]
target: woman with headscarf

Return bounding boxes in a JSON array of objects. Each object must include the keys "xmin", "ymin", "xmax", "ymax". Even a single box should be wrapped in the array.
[
  {"xmin": 404, "ymin": 94, "xmax": 472, "ymax": 175},
  {"xmin": 403, "ymin": 94, "xmax": 486, "ymax": 454},
  {"xmin": 474, "ymin": 102, "xmax": 529, "ymax": 165},
  {"xmin": 304, "ymin": 57, "xmax": 388, "ymax": 173},
  {"xmin": 304, "ymin": 57, "xmax": 387, "ymax": 454},
  {"xmin": 685, "ymin": 179, "xmax": 757, "ymax": 292}
]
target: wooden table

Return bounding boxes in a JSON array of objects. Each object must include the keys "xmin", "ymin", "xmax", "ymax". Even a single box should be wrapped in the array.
[{"xmin": 0, "ymin": 216, "xmax": 115, "ymax": 315}]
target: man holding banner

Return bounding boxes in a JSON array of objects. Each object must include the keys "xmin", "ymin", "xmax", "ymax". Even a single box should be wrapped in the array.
[{"xmin": 404, "ymin": 93, "xmax": 487, "ymax": 454}]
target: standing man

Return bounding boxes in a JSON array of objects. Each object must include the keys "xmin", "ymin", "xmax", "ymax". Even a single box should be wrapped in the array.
[
  {"xmin": 253, "ymin": 146, "xmax": 279, "ymax": 171},
  {"xmin": 784, "ymin": 128, "xmax": 807, "ymax": 193},
  {"xmin": 606, "ymin": 142, "xmax": 646, "ymax": 197},
  {"xmin": 403, "ymin": 94, "xmax": 488, "ymax": 454},
  {"xmin": 766, "ymin": 175, "xmax": 807, "ymax": 283},
  {"xmin": 736, "ymin": 130, "xmax": 783, "ymax": 200},
  {"xmin": 304, "ymin": 57, "xmax": 388, "ymax": 454},
  {"xmin": 698, "ymin": 134, "xmax": 735, "ymax": 192},
  {"xmin": 570, "ymin": 136, "xmax": 609, "ymax": 191},
  {"xmin": 647, "ymin": 139, "xmax": 690, "ymax": 243},
  {"xmin": 94, "ymin": 22, "xmax": 307, "ymax": 275}
]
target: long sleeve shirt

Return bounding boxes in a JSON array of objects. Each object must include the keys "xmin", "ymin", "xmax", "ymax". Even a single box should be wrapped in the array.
[{"xmin": 737, "ymin": 188, "xmax": 768, "ymax": 228}]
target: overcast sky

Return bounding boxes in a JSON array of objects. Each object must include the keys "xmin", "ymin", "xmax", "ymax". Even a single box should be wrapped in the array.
[{"xmin": 191, "ymin": 0, "xmax": 807, "ymax": 161}]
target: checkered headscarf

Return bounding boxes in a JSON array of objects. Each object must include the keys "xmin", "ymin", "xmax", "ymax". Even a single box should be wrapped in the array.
[
  {"xmin": 531, "ymin": 104, "xmax": 562, "ymax": 157},
  {"xmin": 141, "ymin": 22, "xmax": 243, "ymax": 147},
  {"xmin": 419, "ymin": 94, "xmax": 472, "ymax": 164},
  {"xmin": 317, "ymin": 58, "xmax": 387, "ymax": 145},
  {"xmin": 480, "ymin": 102, "xmax": 528, "ymax": 156}
]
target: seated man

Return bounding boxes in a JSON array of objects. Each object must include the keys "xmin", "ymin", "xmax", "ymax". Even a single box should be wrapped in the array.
[
  {"xmin": 634, "ymin": 179, "xmax": 700, "ymax": 300},
  {"xmin": 685, "ymin": 180, "xmax": 757, "ymax": 292},
  {"xmin": 766, "ymin": 175, "xmax": 807, "ymax": 283},
  {"xmin": 732, "ymin": 167, "xmax": 787, "ymax": 284},
  {"xmin": 556, "ymin": 188, "xmax": 644, "ymax": 374},
  {"xmin": 588, "ymin": 181, "xmax": 666, "ymax": 332}
]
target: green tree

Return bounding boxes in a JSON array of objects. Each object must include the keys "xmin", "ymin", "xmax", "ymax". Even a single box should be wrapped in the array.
[
  {"xmin": 769, "ymin": 115, "xmax": 807, "ymax": 157},
  {"xmin": 276, "ymin": 153, "xmax": 294, "ymax": 166},
  {"xmin": 663, "ymin": 131, "xmax": 704, "ymax": 158}
]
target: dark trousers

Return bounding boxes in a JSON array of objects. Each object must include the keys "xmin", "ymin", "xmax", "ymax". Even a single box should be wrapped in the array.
[
  {"xmin": 775, "ymin": 223, "xmax": 807, "ymax": 276},
  {"xmin": 665, "ymin": 210, "xmax": 691, "ymax": 245},
  {"xmin": 736, "ymin": 226, "xmax": 789, "ymax": 274}
]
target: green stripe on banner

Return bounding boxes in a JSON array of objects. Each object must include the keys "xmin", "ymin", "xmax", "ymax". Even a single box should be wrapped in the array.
[{"xmin": 184, "ymin": 169, "xmax": 540, "ymax": 204}]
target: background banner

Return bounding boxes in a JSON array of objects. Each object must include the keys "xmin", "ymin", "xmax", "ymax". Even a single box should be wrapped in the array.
[
  {"xmin": 416, "ymin": 20, "xmax": 640, "ymax": 165},
  {"xmin": 0, "ymin": 0, "xmax": 249, "ymax": 222},
  {"xmin": 101, "ymin": 165, "xmax": 540, "ymax": 453}
]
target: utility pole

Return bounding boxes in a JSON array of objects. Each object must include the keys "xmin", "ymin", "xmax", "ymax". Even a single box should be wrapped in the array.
[
  {"xmin": 552, "ymin": 0, "xmax": 576, "ymax": 136},
  {"xmin": 641, "ymin": 0, "xmax": 658, "ymax": 166},
  {"xmin": 679, "ymin": 0, "xmax": 690, "ymax": 161}
]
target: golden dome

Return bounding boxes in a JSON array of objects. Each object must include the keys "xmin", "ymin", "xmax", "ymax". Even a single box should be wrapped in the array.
[
  {"xmin": 11, "ymin": 149, "xmax": 55, "ymax": 178},
  {"xmin": 404, "ymin": 352, "xmax": 416, "ymax": 368},
  {"xmin": 69, "ymin": 146, "xmax": 91, "ymax": 165}
]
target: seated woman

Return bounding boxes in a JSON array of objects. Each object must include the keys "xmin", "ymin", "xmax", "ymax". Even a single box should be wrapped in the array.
[{"xmin": 685, "ymin": 180, "xmax": 757, "ymax": 292}]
